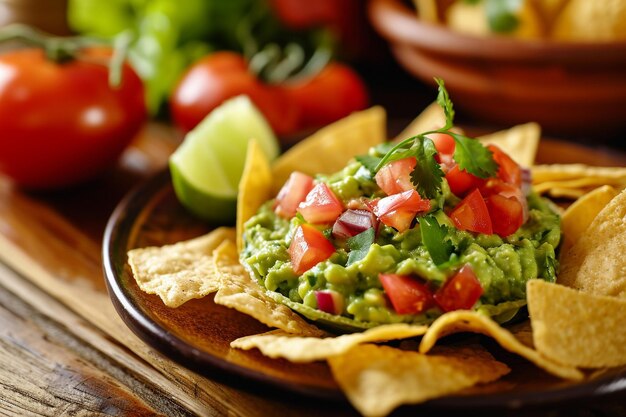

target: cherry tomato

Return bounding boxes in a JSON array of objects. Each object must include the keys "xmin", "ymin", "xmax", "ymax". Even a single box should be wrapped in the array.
[
  {"xmin": 288, "ymin": 224, "xmax": 335, "ymax": 274},
  {"xmin": 449, "ymin": 189, "xmax": 493, "ymax": 235},
  {"xmin": 170, "ymin": 52, "xmax": 299, "ymax": 136},
  {"xmin": 0, "ymin": 48, "xmax": 145, "ymax": 189},
  {"xmin": 379, "ymin": 273, "xmax": 434, "ymax": 315},
  {"xmin": 373, "ymin": 189, "xmax": 431, "ymax": 232},
  {"xmin": 297, "ymin": 182, "xmax": 344, "ymax": 224},
  {"xmin": 285, "ymin": 62, "xmax": 368, "ymax": 129},
  {"xmin": 485, "ymin": 193, "xmax": 524, "ymax": 237},
  {"xmin": 434, "ymin": 265, "xmax": 483, "ymax": 312},
  {"xmin": 374, "ymin": 157, "xmax": 416, "ymax": 196},
  {"xmin": 274, "ymin": 171, "xmax": 314, "ymax": 218}
]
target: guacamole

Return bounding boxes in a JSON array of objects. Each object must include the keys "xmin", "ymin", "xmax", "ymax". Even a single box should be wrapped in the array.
[{"xmin": 241, "ymin": 144, "xmax": 560, "ymax": 329}]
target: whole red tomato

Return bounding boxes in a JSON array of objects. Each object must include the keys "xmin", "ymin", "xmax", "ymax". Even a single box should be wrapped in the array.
[
  {"xmin": 0, "ymin": 48, "xmax": 146, "ymax": 189},
  {"xmin": 285, "ymin": 62, "xmax": 368, "ymax": 129},
  {"xmin": 170, "ymin": 52, "xmax": 299, "ymax": 136}
]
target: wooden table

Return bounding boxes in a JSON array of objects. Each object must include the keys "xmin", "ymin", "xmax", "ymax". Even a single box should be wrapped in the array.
[{"xmin": 1, "ymin": 119, "xmax": 626, "ymax": 416}]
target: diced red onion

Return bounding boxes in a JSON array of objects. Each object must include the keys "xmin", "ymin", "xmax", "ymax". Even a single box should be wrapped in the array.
[
  {"xmin": 521, "ymin": 168, "xmax": 532, "ymax": 196},
  {"xmin": 332, "ymin": 209, "xmax": 378, "ymax": 239},
  {"xmin": 315, "ymin": 290, "xmax": 345, "ymax": 315}
]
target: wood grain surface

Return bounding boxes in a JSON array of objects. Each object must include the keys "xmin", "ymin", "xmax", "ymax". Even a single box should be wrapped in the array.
[{"xmin": 0, "ymin": 123, "xmax": 625, "ymax": 417}]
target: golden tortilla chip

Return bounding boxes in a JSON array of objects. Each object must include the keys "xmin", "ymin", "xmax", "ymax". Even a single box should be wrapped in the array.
[
  {"xmin": 212, "ymin": 240, "xmax": 324, "ymax": 336},
  {"xmin": 542, "ymin": 187, "xmax": 586, "ymax": 199},
  {"xmin": 478, "ymin": 122, "xmax": 541, "ymax": 167},
  {"xmin": 419, "ymin": 310, "xmax": 583, "ymax": 380},
  {"xmin": 230, "ymin": 323, "xmax": 428, "ymax": 362},
  {"xmin": 329, "ymin": 344, "xmax": 509, "ymax": 417},
  {"xmin": 394, "ymin": 102, "xmax": 446, "ymax": 141},
  {"xmin": 532, "ymin": 164, "xmax": 626, "ymax": 183},
  {"xmin": 533, "ymin": 177, "xmax": 624, "ymax": 195},
  {"xmin": 558, "ymin": 189, "xmax": 626, "ymax": 298},
  {"xmin": 560, "ymin": 185, "xmax": 618, "ymax": 255},
  {"xmin": 237, "ymin": 138, "xmax": 272, "ymax": 253},
  {"xmin": 271, "ymin": 107, "xmax": 386, "ymax": 194},
  {"xmin": 127, "ymin": 228, "xmax": 236, "ymax": 308},
  {"xmin": 528, "ymin": 280, "xmax": 626, "ymax": 368}
]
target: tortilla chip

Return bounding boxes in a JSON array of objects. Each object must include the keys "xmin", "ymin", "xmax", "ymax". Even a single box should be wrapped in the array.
[
  {"xmin": 419, "ymin": 310, "xmax": 584, "ymax": 380},
  {"xmin": 532, "ymin": 164, "xmax": 626, "ymax": 183},
  {"xmin": 127, "ymin": 227, "xmax": 236, "ymax": 308},
  {"xmin": 533, "ymin": 177, "xmax": 624, "ymax": 195},
  {"xmin": 558, "ymin": 189, "xmax": 626, "ymax": 298},
  {"xmin": 271, "ymin": 107, "xmax": 386, "ymax": 194},
  {"xmin": 560, "ymin": 185, "xmax": 618, "ymax": 254},
  {"xmin": 528, "ymin": 280, "xmax": 626, "ymax": 368},
  {"xmin": 237, "ymin": 138, "xmax": 272, "ymax": 252},
  {"xmin": 230, "ymin": 323, "xmax": 428, "ymax": 362},
  {"xmin": 542, "ymin": 187, "xmax": 586, "ymax": 199},
  {"xmin": 329, "ymin": 344, "xmax": 509, "ymax": 417},
  {"xmin": 478, "ymin": 122, "xmax": 540, "ymax": 167},
  {"xmin": 394, "ymin": 102, "xmax": 446, "ymax": 142},
  {"xmin": 212, "ymin": 240, "xmax": 324, "ymax": 336}
]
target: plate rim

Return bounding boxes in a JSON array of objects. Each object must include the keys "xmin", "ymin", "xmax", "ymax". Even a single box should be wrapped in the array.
[{"xmin": 102, "ymin": 148, "xmax": 626, "ymax": 411}]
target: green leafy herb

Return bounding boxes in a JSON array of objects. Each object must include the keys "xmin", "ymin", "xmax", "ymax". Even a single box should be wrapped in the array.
[
  {"xmin": 346, "ymin": 228, "xmax": 375, "ymax": 266},
  {"xmin": 410, "ymin": 138, "xmax": 444, "ymax": 199},
  {"xmin": 450, "ymin": 132, "xmax": 498, "ymax": 179},
  {"xmin": 485, "ymin": 0, "xmax": 522, "ymax": 33},
  {"xmin": 374, "ymin": 78, "xmax": 497, "ymax": 196},
  {"xmin": 435, "ymin": 78, "xmax": 454, "ymax": 130},
  {"xmin": 420, "ymin": 215, "xmax": 454, "ymax": 266},
  {"xmin": 355, "ymin": 155, "xmax": 382, "ymax": 173}
]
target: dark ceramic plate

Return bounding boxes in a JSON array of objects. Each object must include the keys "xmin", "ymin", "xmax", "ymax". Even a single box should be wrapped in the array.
[{"xmin": 103, "ymin": 139, "xmax": 626, "ymax": 412}]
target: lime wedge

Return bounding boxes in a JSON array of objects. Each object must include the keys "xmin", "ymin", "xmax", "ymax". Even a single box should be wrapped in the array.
[{"xmin": 170, "ymin": 95, "xmax": 280, "ymax": 223}]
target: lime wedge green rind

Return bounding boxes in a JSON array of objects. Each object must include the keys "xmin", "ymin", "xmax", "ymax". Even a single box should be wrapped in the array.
[
  {"xmin": 169, "ymin": 95, "xmax": 280, "ymax": 223},
  {"xmin": 170, "ymin": 160, "xmax": 237, "ymax": 224}
]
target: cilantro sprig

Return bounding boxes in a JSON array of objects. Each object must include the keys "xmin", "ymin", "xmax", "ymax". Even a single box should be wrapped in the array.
[{"xmin": 373, "ymin": 78, "xmax": 497, "ymax": 199}]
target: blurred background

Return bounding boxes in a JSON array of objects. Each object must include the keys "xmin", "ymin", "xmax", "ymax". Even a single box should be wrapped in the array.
[{"xmin": 1, "ymin": 0, "xmax": 625, "ymax": 189}]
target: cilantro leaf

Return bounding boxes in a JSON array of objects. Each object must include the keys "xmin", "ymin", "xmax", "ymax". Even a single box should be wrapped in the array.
[
  {"xmin": 346, "ymin": 228, "xmax": 375, "ymax": 266},
  {"xmin": 410, "ymin": 137, "xmax": 444, "ymax": 199},
  {"xmin": 420, "ymin": 215, "xmax": 453, "ymax": 266},
  {"xmin": 435, "ymin": 78, "xmax": 454, "ymax": 130},
  {"xmin": 355, "ymin": 155, "xmax": 381, "ymax": 173},
  {"xmin": 450, "ymin": 133, "xmax": 498, "ymax": 179},
  {"xmin": 485, "ymin": 0, "xmax": 522, "ymax": 33}
]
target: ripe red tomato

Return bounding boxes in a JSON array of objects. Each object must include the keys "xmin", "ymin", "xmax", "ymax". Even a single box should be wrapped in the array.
[
  {"xmin": 374, "ymin": 157, "xmax": 416, "ymax": 196},
  {"xmin": 0, "ymin": 48, "xmax": 146, "ymax": 189},
  {"xmin": 373, "ymin": 189, "xmax": 431, "ymax": 232},
  {"xmin": 170, "ymin": 52, "xmax": 299, "ymax": 136},
  {"xmin": 288, "ymin": 224, "xmax": 335, "ymax": 274},
  {"xmin": 297, "ymin": 182, "xmax": 344, "ymax": 224},
  {"xmin": 379, "ymin": 273, "xmax": 434, "ymax": 315},
  {"xmin": 434, "ymin": 265, "xmax": 483, "ymax": 312},
  {"xmin": 445, "ymin": 164, "xmax": 485, "ymax": 197},
  {"xmin": 488, "ymin": 144, "xmax": 522, "ymax": 187},
  {"xmin": 274, "ymin": 171, "xmax": 314, "ymax": 218},
  {"xmin": 449, "ymin": 189, "xmax": 493, "ymax": 235},
  {"xmin": 285, "ymin": 62, "xmax": 368, "ymax": 129}
]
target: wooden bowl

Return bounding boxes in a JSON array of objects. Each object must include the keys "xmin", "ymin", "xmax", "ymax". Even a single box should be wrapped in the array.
[{"xmin": 367, "ymin": 0, "xmax": 626, "ymax": 136}]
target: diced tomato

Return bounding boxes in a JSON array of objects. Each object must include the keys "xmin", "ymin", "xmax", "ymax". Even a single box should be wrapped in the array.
[
  {"xmin": 429, "ymin": 133, "xmax": 456, "ymax": 156},
  {"xmin": 379, "ymin": 274, "xmax": 434, "ymax": 315},
  {"xmin": 449, "ymin": 189, "xmax": 493, "ymax": 235},
  {"xmin": 315, "ymin": 290, "xmax": 345, "ymax": 315},
  {"xmin": 488, "ymin": 145, "xmax": 522, "ymax": 187},
  {"xmin": 374, "ymin": 157, "xmax": 416, "ymax": 195},
  {"xmin": 288, "ymin": 224, "xmax": 335, "ymax": 274},
  {"xmin": 332, "ymin": 209, "xmax": 378, "ymax": 239},
  {"xmin": 480, "ymin": 178, "xmax": 528, "ymax": 224},
  {"xmin": 434, "ymin": 265, "xmax": 483, "ymax": 312},
  {"xmin": 373, "ymin": 189, "xmax": 431, "ymax": 232},
  {"xmin": 445, "ymin": 164, "xmax": 485, "ymax": 197},
  {"xmin": 485, "ymin": 193, "xmax": 524, "ymax": 237},
  {"xmin": 274, "ymin": 172, "xmax": 314, "ymax": 218},
  {"xmin": 297, "ymin": 182, "xmax": 344, "ymax": 224}
]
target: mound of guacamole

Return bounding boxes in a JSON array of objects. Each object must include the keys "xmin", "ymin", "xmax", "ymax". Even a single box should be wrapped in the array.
[{"xmin": 241, "ymin": 140, "xmax": 560, "ymax": 330}]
